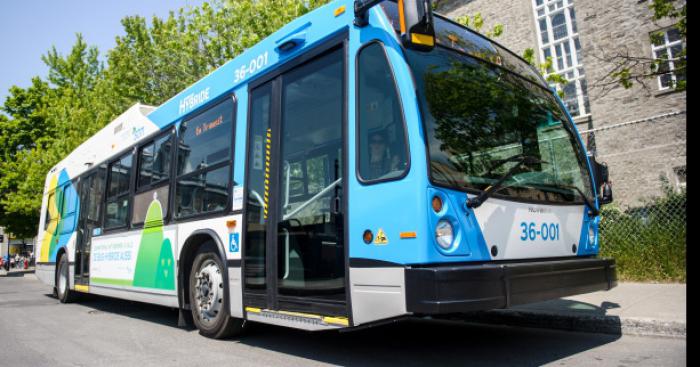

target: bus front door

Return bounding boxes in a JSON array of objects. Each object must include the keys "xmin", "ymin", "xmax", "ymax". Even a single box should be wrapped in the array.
[
  {"xmin": 75, "ymin": 168, "xmax": 105, "ymax": 286},
  {"xmin": 244, "ymin": 44, "xmax": 347, "ymax": 318}
]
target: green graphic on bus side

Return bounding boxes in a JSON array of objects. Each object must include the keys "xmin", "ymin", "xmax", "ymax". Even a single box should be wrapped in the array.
[{"xmin": 131, "ymin": 199, "xmax": 175, "ymax": 290}]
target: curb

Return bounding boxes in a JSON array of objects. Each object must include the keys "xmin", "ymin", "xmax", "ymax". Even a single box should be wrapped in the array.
[
  {"xmin": 0, "ymin": 269, "xmax": 35, "ymax": 277},
  {"xmin": 461, "ymin": 309, "xmax": 686, "ymax": 338}
]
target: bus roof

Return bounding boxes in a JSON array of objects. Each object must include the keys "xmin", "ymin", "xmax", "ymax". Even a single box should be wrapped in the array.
[
  {"xmin": 146, "ymin": 0, "xmax": 354, "ymax": 129},
  {"xmin": 46, "ymin": 0, "xmax": 354, "ymax": 187},
  {"xmin": 46, "ymin": 103, "xmax": 156, "ymax": 187}
]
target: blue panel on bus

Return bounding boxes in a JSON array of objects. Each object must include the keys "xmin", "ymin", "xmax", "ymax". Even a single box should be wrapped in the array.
[{"xmin": 147, "ymin": 0, "xmax": 355, "ymax": 130}]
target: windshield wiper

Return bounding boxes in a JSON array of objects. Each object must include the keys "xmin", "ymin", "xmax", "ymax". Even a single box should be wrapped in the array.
[
  {"xmin": 467, "ymin": 155, "xmax": 547, "ymax": 209},
  {"xmin": 554, "ymin": 183, "xmax": 600, "ymax": 217}
]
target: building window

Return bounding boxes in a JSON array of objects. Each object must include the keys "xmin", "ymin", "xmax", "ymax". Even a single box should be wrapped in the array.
[
  {"xmin": 532, "ymin": 0, "xmax": 590, "ymax": 118},
  {"xmin": 651, "ymin": 28, "xmax": 685, "ymax": 90}
]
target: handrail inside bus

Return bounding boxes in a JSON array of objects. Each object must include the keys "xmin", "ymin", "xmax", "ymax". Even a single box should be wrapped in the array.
[
  {"xmin": 283, "ymin": 161, "xmax": 291, "ymax": 211},
  {"xmin": 281, "ymin": 227, "xmax": 290, "ymax": 279},
  {"xmin": 282, "ymin": 178, "xmax": 342, "ymax": 221}
]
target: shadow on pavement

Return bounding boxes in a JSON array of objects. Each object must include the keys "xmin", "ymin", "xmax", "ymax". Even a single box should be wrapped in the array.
[
  {"xmin": 43, "ymin": 292, "xmax": 190, "ymax": 330},
  {"xmin": 60, "ymin": 293, "xmax": 622, "ymax": 366},
  {"xmin": 238, "ymin": 319, "xmax": 621, "ymax": 366},
  {"xmin": 463, "ymin": 299, "xmax": 626, "ymax": 336}
]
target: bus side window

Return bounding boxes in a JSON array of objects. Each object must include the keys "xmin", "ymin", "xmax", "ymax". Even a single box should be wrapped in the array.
[
  {"xmin": 357, "ymin": 42, "xmax": 409, "ymax": 183},
  {"xmin": 60, "ymin": 184, "xmax": 78, "ymax": 234},
  {"xmin": 175, "ymin": 97, "xmax": 235, "ymax": 218},
  {"xmin": 44, "ymin": 191, "xmax": 60, "ymax": 232},
  {"xmin": 133, "ymin": 131, "xmax": 172, "ymax": 225},
  {"xmin": 105, "ymin": 153, "xmax": 133, "ymax": 229},
  {"xmin": 89, "ymin": 165, "xmax": 106, "ymax": 224}
]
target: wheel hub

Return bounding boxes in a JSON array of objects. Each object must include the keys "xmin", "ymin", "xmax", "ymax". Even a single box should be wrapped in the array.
[{"xmin": 194, "ymin": 260, "xmax": 223, "ymax": 324}]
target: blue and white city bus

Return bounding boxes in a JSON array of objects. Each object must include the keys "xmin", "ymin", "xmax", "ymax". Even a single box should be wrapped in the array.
[{"xmin": 35, "ymin": 0, "xmax": 616, "ymax": 338}]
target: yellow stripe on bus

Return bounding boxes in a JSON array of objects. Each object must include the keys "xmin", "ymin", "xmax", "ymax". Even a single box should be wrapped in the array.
[
  {"xmin": 322, "ymin": 316, "xmax": 349, "ymax": 326},
  {"xmin": 74, "ymin": 284, "xmax": 89, "ymax": 293}
]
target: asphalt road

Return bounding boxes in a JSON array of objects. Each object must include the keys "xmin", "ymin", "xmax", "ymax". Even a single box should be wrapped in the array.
[{"xmin": 0, "ymin": 274, "xmax": 686, "ymax": 367}]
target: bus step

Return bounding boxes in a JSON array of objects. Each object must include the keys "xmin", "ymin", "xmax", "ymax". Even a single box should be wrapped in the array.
[{"xmin": 244, "ymin": 307, "xmax": 349, "ymax": 331}]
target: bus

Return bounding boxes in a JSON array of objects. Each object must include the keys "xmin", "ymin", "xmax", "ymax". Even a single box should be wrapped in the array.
[{"xmin": 35, "ymin": 0, "xmax": 617, "ymax": 338}]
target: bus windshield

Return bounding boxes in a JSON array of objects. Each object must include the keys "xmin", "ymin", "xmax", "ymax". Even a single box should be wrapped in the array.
[{"xmin": 406, "ymin": 46, "xmax": 594, "ymax": 204}]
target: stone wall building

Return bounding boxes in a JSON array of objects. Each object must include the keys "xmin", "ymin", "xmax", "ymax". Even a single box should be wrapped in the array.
[{"xmin": 437, "ymin": 0, "xmax": 686, "ymax": 207}]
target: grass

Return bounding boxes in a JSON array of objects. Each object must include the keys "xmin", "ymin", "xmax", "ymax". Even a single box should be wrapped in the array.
[{"xmin": 598, "ymin": 185, "xmax": 686, "ymax": 283}]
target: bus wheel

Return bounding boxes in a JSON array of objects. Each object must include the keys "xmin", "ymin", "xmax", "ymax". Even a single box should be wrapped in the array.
[
  {"xmin": 56, "ymin": 254, "xmax": 75, "ymax": 303},
  {"xmin": 189, "ymin": 247, "xmax": 244, "ymax": 339}
]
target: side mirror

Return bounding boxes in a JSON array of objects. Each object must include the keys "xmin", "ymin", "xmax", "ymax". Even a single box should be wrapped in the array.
[
  {"xmin": 354, "ymin": 0, "xmax": 435, "ymax": 51},
  {"xmin": 398, "ymin": 0, "xmax": 435, "ymax": 51},
  {"xmin": 591, "ymin": 158, "xmax": 613, "ymax": 205},
  {"xmin": 600, "ymin": 181, "xmax": 613, "ymax": 205}
]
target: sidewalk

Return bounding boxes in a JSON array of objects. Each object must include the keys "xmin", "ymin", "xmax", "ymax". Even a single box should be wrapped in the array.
[
  {"xmin": 469, "ymin": 282, "xmax": 686, "ymax": 337},
  {"xmin": 0, "ymin": 267, "xmax": 35, "ymax": 277}
]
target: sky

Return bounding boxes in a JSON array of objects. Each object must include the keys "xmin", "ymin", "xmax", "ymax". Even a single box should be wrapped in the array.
[{"xmin": 0, "ymin": 0, "xmax": 205, "ymax": 105}]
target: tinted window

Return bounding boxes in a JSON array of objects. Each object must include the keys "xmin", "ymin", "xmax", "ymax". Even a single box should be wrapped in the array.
[
  {"xmin": 406, "ymin": 47, "xmax": 594, "ymax": 204},
  {"xmin": 88, "ymin": 167, "xmax": 106, "ymax": 222},
  {"xmin": 379, "ymin": 2, "xmax": 545, "ymax": 87},
  {"xmin": 44, "ymin": 191, "xmax": 59, "ymax": 231},
  {"xmin": 177, "ymin": 98, "xmax": 234, "ymax": 176},
  {"xmin": 175, "ymin": 166, "xmax": 229, "ymax": 217},
  {"xmin": 138, "ymin": 133, "xmax": 172, "ymax": 188},
  {"xmin": 105, "ymin": 153, "xmax": 132, "ymax": 228},
  {"xmin": 244, "ymin": 84, "xmax": 271, "ymax": 290},
  {"xmin": 108, "ymin": 154, "xmax": 132, "ymax": 198},
  {"xmin": 175, "ymin": 97, "xmax": 235, "ymax": 218},
  {"xmin": 60, "ymin": 184, "xmax": 78, "ymax": 234},
  {"xmin": 357, "ymin": 43, "xmax": 409, "ymax": 182}
]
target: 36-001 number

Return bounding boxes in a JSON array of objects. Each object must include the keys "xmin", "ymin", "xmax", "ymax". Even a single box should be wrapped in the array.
[
  {"xmin": 234, "ymin": 51, "xmax": 269, "ymax": 83},
  {"xmin": 519, "ymin": 222, "xmax": 560, "ymax": 241}
]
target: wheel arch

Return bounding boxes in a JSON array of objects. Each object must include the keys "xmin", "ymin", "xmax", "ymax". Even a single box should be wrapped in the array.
[
  {"xmin": 178, "ymin": 229, "xmax": 230, "ymax": 311},
  {"xmin": 54, "ymin": 246, "xmax": 69, "ymax": 288}
]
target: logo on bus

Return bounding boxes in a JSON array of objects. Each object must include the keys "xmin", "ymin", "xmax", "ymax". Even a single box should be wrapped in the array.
[{"xmin": 179, "ymin": 87, "xmax": 211, "ymax": 115}]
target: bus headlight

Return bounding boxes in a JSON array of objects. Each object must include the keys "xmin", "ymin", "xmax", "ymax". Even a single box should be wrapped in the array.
[{"xmin": 435, "ymin": 220, "xmax": 454, "ymax": 249}]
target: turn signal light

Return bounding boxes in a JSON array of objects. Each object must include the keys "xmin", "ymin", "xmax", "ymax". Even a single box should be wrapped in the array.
[
  {"xmin": 432, "ymin": 196, "xmax": 443, "ymax": 213},
  {"xmin": 363, "ymin": 230, "xmax": 374, "ymax": 244}
]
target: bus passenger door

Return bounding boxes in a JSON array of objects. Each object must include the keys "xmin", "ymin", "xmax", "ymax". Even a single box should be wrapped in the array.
[
  {"xmin": 75, "ymin": 169, "xmax": 105, "ymax": 286},
  {"xmin": 244, "ymin": 44, "xmax": 347, "ymax": 317}
]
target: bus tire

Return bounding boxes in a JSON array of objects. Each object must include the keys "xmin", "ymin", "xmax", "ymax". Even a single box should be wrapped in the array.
[
  {"xmin": 56, "ymin": 254, "xmax": 76, "ymax": 303},
  {"xmin": 189, "ymin": 246, "xmax": 243, "ymax": 339}
]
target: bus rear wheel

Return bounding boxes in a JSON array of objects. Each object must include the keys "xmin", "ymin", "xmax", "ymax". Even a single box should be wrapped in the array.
[
  {"xmin": 189, "ymin": 247, "xmax": 244, "ymax": 339},
  {"xmin": 56, "ymin": 254, "xmax": 76, "ymax": 303}
]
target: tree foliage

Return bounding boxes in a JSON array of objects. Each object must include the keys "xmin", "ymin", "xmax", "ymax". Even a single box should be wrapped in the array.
[
  {"xmin": 0, "ymin": 0, "xmax": 330, "ymax": 238},
  {"xmin": 591, "ymin": 0, "xmax": 686, "ymax": 95}
]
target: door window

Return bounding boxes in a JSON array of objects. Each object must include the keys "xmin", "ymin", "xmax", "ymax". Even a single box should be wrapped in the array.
[
  {"xmin": 244, "ymin": 84, "xmax": 273, "ymax": 290},
  {"xmin": 277, "ymin": 48, "xmax": 345, "ymax": 299}
]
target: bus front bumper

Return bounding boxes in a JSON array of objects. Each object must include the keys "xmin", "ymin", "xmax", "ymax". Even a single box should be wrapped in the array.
[{"xmin": 405, "ymin": 258, "xmax": 616, "ymax": 314}]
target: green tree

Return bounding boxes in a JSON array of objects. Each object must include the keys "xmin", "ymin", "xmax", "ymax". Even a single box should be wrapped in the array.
[
  {"xmin": 0, "ymin": 34, "xmax": 103, "ymax": 238},
  {"xmin": 0, "ymin": 0, "xmax": 332, "ymax": 237}
]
